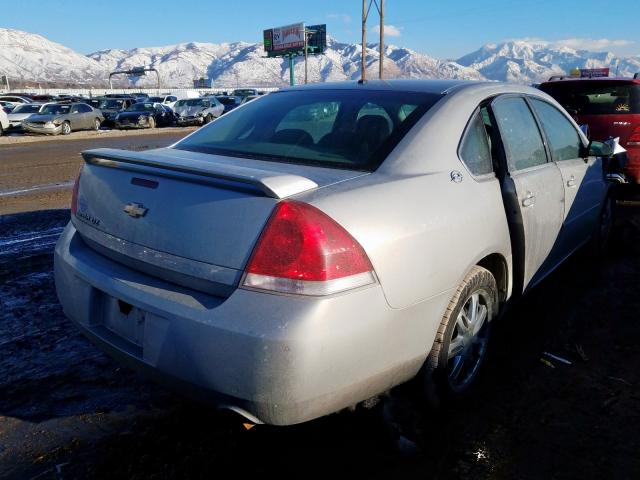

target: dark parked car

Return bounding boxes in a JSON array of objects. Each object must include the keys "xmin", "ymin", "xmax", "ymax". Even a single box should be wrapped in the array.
[
  {"xmin": 96, "ymin": 97, "xmax": 138, "ymax": 126},
  {"xmin": 539, "ymin": 76, "xmax": 640, "ymax": 184},
  {"xmin": 114, "ymin": 102, "xmax": 174, "ymax": 129},
  {"xmin": 216, "ymin": 95, "xmax": 242, "ymax": 114}
]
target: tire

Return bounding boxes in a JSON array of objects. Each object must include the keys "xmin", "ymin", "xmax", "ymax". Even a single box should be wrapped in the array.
[
  {"xmin": 205, "ymin": 114, "xmax": 214, "ymax": 124},
  {"xmin": 589, "ymin": 193, "xmax": 615, "ymax": 257},
  {"xmin": 0, "ymin": 124, "xmax": 3, "ymax": 136},
  {"xmin": 423, "ymin": 266, "xmax": 498, "ymax": 407},
  {"xmin": 93, "ymin": 118, "xmax": 101, "ymax": 131},
  {"xmin": 148, "ymin": 117, "xmax": 156, "ymax": 129},
  {"xmin": 61, "ymin": 121, "xmax": 71, "ymax": 135}
]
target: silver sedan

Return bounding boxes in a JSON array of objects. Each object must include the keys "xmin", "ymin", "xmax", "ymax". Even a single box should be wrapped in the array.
[{"xmin": 54, "ymin": 80, "xmax": 611, "ymax": 425}]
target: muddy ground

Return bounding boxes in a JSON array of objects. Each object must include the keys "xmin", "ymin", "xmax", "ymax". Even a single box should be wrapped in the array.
[{"xmin": 0, "ymin": 200, "xmax": 639, "ymax": 480}]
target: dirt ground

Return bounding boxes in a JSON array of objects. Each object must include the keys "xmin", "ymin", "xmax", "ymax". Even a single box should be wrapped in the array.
[
  {"xmin": 0, "ymin": 196, "xmax": 639, "ymax": 479},
  {"xmin": 0, "ymin": 130, "xmax": 194, "ymax": 215}
]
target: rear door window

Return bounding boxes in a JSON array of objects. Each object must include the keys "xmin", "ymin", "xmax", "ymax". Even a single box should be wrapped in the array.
[
  {"xmin": 530, "ymin": 98, "xmax": 583, "ymax": 161},
  {"xmin": 459, "ymin": 111, "xmax": 493, "ymax": 176},
  {"xmin": 492, "ymin": 97, "xmax": 548, "ymax": 171}
]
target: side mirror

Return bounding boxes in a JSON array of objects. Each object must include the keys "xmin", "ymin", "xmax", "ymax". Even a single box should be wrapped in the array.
[{"xmin": 587, "ymin": 140, "xmax": 613, "ymax": 158}]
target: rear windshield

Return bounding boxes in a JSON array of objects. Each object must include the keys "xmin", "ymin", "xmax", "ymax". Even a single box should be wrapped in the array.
[
  {"xmin": 175, "ymin": 89, "xmax": 441, "ymax": 170},
  {"xmin": 540, "ymin": 81, "xmax": 640, "ymax": 115}
]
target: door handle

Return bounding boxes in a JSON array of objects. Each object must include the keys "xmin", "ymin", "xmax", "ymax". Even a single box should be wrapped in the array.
[
  {"xmin": 567, "ymin": 176, "xmax": 577, "ymax": 188},
  {"xmin": 522, "ymin": 192, "xmax": 536, "ymax": 207}
]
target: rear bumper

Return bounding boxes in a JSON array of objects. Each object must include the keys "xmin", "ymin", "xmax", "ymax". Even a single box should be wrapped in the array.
[{"xmin": 54, "ymin": 223, "xmax": 451, "ymax": 425}]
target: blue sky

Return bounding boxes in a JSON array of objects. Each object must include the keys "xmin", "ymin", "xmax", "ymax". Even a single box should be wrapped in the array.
[{"xmin": 1, "ymin": 0, "xmax": 638, "ymax": 58}]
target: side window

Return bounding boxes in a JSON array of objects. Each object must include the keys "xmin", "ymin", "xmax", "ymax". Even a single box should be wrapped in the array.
[
  {"xmin": 492, "ymin": 97, "xmax": 547, "ymax": 171},
  {"xmin": 459, "ymin": 111, "xmax": 493, "ymax": 176},
  {"xmin": 70, "ymin": 104, "xmax": 81, "ymax": 113},
  {"xmin": 80, "ymin": 104, "xmax": 92, "ymax": 113},
  {"xmin": 529, "ymin": 98, "xmax": 582, "ymax": 161}
]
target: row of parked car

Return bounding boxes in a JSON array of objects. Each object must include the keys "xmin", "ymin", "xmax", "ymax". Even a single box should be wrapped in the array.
[{"xmin": 0, "ymin": 89, "xmax": 263, "ymax": 136}]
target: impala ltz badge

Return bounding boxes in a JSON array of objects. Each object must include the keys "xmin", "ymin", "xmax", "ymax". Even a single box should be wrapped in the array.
[{"xmin": 124, "ymin": 202, "xmax": 148, "ymax": 218}]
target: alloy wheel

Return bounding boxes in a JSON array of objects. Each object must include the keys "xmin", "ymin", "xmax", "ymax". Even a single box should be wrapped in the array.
[{"xmin": 447, "ymin": 291, "xmax": 490, "ymax": 392}]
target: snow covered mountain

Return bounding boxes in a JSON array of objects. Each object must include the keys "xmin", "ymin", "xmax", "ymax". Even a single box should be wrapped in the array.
[
  {"xmin": 1, "ymin": 28, "xmax": 639, "ymax": 88},
  {"xmin": 0, "ymin": 28, "xmax": 108, "ymax": 86},
  {"xmin": 457, "ymin": 40, "xmax": 640, "ymax": 83},
  {"xmin": 88, "ymin": 38, "xmax": 484, "ymax": 87}
]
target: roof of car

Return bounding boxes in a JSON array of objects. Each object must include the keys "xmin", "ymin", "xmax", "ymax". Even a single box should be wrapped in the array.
[
  {"xmin": 540, "ymin": 77, "xmax": 640, "ymax": 85},
  {"xmin": 278, "ymin": 79, "xmax": 495, "ymax": 94}
]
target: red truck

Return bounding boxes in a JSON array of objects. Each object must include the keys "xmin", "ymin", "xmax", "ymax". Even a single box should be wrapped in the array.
[{"xmin": 539, "ymin": 75, "xmax": 640, "ymax": 184}]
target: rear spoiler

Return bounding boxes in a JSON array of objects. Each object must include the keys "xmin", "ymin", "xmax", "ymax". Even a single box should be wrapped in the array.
[{"xmin": 82, "ymin": 148, "xmax": 318, "ymax": 199}]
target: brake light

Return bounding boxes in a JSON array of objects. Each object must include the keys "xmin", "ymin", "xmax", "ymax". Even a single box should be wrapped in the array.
[
  {"xmin": 70, "ymin": 167, "xmax": 83, "ymax": 216},
  {"xmin": 243, "ymin": 201, "xmax": 376, "ymax": 296}
]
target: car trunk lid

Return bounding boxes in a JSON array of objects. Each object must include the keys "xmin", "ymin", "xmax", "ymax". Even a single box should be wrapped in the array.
[{"xmin": 73, "ymin": 147, "xmax": 368, "ymax": 295}]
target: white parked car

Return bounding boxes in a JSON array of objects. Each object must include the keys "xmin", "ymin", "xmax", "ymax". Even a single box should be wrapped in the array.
[
  {"xmin": 174, "ymin": 97, "xmax": 224, "ymax": 126},
  {"xmin": 0, "ymin": 95, "xmax": 33, "ymax": 106},
  {"xmin": 6, "ymin": 103, "xmax": 44, "ymax": 131},
  {"xmin": 0, "ymin": 107, "xmax": 9, "ymax": 135}
]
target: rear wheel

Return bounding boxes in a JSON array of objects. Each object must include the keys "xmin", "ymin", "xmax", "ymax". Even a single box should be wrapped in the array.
[
  {"xmin": 61, "ymin": 121, "xmax": 71, "ymax": 135},
  {"xmin": 148, "ymin": 117, "xmax": 156, "ymax": 129},
  {"xmin": 93, "ymin": 118, "xmax": 101, "ymax": 131},
  {"xmin": 423, "ymin": 266, "xmax": 497, "ymax": 406}
]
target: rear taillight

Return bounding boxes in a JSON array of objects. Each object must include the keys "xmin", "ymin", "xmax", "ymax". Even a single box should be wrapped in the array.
[
  {"xmin": 243, "ymin": 201, "xmax": 376, "ymax": 296},
  {"xmin": 70, "ymin": 167, "xmax": 83, "ymax": 216}
]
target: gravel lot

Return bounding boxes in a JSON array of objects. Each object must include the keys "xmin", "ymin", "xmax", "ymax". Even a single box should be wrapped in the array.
[{"xmin": 1, "ymin": 197, "xmax": 639, "ymax": 479}]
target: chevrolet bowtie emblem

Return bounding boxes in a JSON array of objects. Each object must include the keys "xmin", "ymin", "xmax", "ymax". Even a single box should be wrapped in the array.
[{"xmin": 124, "ymin": 202, "xmax": 148, "ymax": 218}]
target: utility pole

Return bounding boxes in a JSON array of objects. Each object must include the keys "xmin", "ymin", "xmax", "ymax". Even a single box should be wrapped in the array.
[
  {"xmin": 361, "ymin": 0, "xmax": 385, "ymax": 82},
  {"xmin": 304, "ymin": 30, "xmax": 309, "ymax": 84},
  {"xmin": 361, "ymin": 0, "xmax": 367, "ymax": 82},
  {"xmin": 289, "ymin": 54, "xmax": 295, "ymax": 86},
  {"xmin": 379, "ymin": 0, "xmax": 384, "ymax": 79}
]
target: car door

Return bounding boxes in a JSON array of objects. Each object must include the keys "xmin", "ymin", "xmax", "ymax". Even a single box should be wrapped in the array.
[
  {"xmin": 80, "ymin": 104, "xmax": 94, "ymax": 129},
  {"xmin": 68, "ymin": 104, "xmax": 82, "ymax": 129},
  {"xmin": 528, "ymin": 97, "xmax": 606, "ymax": 256},
  {"xmin": 491, "ymin": 96, "xmax": 565, "ymax": 291}
]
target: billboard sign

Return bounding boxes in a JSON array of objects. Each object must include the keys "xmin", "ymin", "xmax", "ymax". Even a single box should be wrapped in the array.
[
  {"xmin": 580, "ymin": 68, "xmax": 609, "ymax": 78},
  {"xmin": 264, "ymin": 23, "xmax": 305, "ymax": 56},
  {"xmin": 272, "ymin": 22, "xmax": 305, "ymax": 52},
  {"xmin": 193, "ymin": 77, "xmax": 212, "ymax": 88},
  {"xmin": 306, "ymin": 24, "xmax": 327, "ymax": 54}
]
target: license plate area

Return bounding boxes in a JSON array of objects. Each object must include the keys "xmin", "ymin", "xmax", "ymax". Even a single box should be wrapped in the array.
[{"xmin": 102, "ymin": 296, "xmax": 145, "ymax": 347}]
